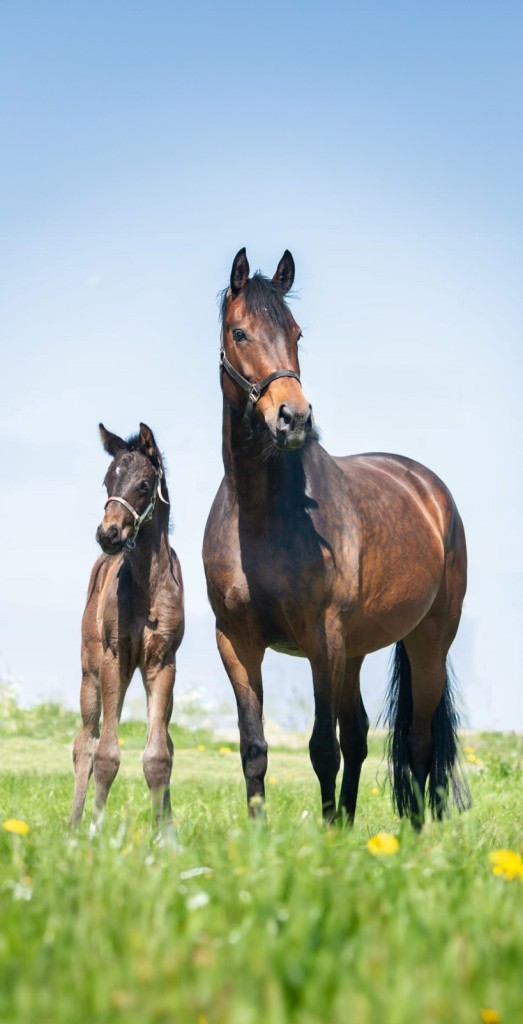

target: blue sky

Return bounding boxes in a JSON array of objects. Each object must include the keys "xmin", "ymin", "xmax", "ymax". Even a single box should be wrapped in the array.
[{"xmin": 1, "ymin": 1, "xmax": 522, "ymax": 729}]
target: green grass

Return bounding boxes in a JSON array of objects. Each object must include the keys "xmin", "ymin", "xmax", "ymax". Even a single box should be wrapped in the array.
[{"xmin": 0, "ymin": 702, "xmax": 522, "ymax": 1024}]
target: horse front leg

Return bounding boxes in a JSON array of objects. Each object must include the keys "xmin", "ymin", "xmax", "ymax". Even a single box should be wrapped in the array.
[
  {"xmin": 91, "ymin": 648, "xmax": 130, "ymax": 835},
  {"xmin": 141, "ymin": 656, "xmax": 176, "ymax": 835},
  {"xmin": 216, "ymin": 625, "xmax": 266, "ymax": 817},
  {"xmin": 308, "ymin": 636, "xmax": 346, "ymax": 823},
  {"xmin": 337, "ymin": 657, "xmax": 369, "ymax": 824},
  {"xmin": 70, "ymin": 646, "xmax": 101, "ymax": 827}
]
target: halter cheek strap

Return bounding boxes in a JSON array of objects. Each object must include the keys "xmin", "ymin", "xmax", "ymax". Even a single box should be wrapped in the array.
[
  {"xmin": 220, "ymin": 348, "xmax": 302, "ymax": 435},
  {"xmin": 105, "ymin": 466, "xmax": 169, "ymax": 550}
]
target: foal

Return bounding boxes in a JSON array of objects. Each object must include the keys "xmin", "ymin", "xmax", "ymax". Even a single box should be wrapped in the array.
[{"xmin": 70, "ymin": 423, "xmax": 184, "ymax": 832}]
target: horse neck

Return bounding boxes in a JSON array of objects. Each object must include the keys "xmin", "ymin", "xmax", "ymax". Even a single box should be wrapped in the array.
[
  {"xmin": 124, "ymin": 499, "xmax": 171, "ymax": 594},
  {"xmin": 222, "ymin": 399, "xmax": 308, "ymax": 513}
]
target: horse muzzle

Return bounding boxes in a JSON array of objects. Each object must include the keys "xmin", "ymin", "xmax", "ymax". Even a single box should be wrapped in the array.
[
  {"xmin": 96, "ymin": 522, "xmax": 127, "ymax": 555},
  {"xmin": 272, "ymin": 401, "xmax": 315, "ymax": 451}
]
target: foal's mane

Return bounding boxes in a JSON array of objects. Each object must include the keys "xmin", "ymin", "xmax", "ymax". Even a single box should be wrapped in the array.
[{"xmin": 220, "ymin": 272, "xmax": 295, "ymax": 330}]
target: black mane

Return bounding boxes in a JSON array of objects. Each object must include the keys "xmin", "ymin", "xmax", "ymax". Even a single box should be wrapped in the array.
[{"xmin": 220, "ymin": 272, "xmax": 295, "ymax": 330}]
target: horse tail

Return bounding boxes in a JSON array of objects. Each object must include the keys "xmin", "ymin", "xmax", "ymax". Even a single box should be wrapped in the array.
[
  {"xmin": 384, "ymin": 641, "xmax": 415, "ymax": 817},
  {"xmin": 384, "ymin": 641, "xmax": 471, "ymax": 819},
  {"xmin": 428, "ymin": 658, "xmax": 471, "ymax": 816}
]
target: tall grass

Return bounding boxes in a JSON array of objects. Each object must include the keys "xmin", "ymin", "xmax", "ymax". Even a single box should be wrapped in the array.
[{"xmin": 0, "ymin": 697, "xmax": 521, "ymax": 1023}]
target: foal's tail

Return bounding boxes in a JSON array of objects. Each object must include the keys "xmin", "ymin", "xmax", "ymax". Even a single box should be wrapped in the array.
[{"xmin": 384, "ymin": 641, "xmax": 471, "ymax": 819}]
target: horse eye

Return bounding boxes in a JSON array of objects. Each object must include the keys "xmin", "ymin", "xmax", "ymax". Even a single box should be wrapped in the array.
[
  {"xmin": 232, "ymin": 328, "xmax": 246, "ymax": 342},
  {"xmin": 140, "ymin": 480, "xmax": 150, "ymax": 493},
  {"xmin": 297, "ymin": 331, "xmax": 303, "ymax": 341}
]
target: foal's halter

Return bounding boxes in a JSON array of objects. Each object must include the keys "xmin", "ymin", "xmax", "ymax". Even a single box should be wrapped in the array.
[
  {"xmin": 220, "ymin": 348, "xmax": 302, "ymax": 435},
  {"xmin": 105, "ymin": 465, "xmax": 169, "ymax": 550}
]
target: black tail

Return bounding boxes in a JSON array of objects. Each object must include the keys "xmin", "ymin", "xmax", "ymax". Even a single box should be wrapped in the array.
[{"xmin": 384, "ymin": 641, "xmax": 471, "ymax": 819}]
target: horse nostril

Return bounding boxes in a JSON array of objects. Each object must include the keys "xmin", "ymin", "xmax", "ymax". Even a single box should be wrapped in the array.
[
  {"xmin": 107, "ymin": 525, "xmax": 120, "ymax": 543},
  {"xmin": 277, "ymin": 404, "xmax": 294, "ymax": 432}
]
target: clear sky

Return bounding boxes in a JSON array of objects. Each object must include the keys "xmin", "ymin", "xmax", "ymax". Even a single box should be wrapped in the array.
[{"xmin": 1, "ymin": 1, "xmax": 522, "ymax": 730}]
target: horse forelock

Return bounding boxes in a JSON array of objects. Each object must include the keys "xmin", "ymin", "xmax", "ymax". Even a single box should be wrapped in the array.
[{"xmin": 220, "ymin": 272, "xmax": 295, "ymax": 331}]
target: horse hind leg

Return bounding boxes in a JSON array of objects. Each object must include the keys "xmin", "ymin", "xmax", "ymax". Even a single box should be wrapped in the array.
[
  {"xmin": 70, "ymin": 655, "xmax": 101, "ymax": 828},
  {"xmin": 337, "ymin": 656, "xmax": 369, "ymax": 824},
  {"xmin": 386, "ymin": 620, "xmax": 470, "ymax": 827}
]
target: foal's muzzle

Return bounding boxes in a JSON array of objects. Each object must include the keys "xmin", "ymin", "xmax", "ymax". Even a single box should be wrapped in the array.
[{"xmin": 96, "ymin": 522, "xmax": 126, "ymax": 555}]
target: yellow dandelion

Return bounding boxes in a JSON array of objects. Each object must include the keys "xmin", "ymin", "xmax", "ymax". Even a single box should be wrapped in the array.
[
  {"xmin": 367, "ymin": 832, "xmax": 399, "ymax": 856},
  {"xmin": 118, "ymin": 738, "xmax": 125, "ymax": 746},
  {"xmin": 481, "ymin": 1009, "xmax": 501, "ymax": 1023},
  {"xmin": 371, "ymin": 786, "xmax": 381, "ymax": 796},
  {"xmin": 2, "ymin": 818, "xmax": 30, "ymax": 836},
  {"xmin": 268, "ymin": 777, "xmax": 277, "ymax": 785},
  {"xmin": 463, "ymin": 744, "xmax": 475, "ymax": 754},
  {"xmin": 219, "ymin": 746, "xmax": 231, "ymax": 754},
  {"xmin": 489, "ymin": 849, "xmax": 523, "ymax": 881},
  {"xmin": 197, "ymin": 744, "xmax": 206, "ymax": 752}
]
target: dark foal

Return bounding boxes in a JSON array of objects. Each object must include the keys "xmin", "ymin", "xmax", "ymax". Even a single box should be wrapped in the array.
[
  {"xmin": 203, "ymin": 248, "xmax": 470, "ymax": 827},
  {"xmin": 70, "ymin": 423, "xmax": 184, "ymax": 834}
]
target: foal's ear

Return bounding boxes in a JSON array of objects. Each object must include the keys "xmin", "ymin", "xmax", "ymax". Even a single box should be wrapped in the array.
[
  {"xmin": 272, "ymin": 250, "xmax": 295, "ymax": 294},
  {"xmin": 230, "ymin": 247, "xmax": 250, "ymax": 297},
  {"xmin": 138, "ymin": 422, "xmax": 160, "ymax": 464},
  {"xmin": 99, "ymin": 424, "xmax": 127, "ymax": 456}
]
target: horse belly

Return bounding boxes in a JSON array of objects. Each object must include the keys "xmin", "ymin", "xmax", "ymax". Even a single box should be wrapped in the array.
[{"xmin": 346, "ymin": 526, "xmax": 444, "ymax": 655}]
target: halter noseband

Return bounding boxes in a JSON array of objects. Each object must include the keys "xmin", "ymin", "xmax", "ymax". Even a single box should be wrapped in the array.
[
  {"xmin": 220, "ymin": 348, "xmax": 302, "ymax": 435},
  {"xmin": 105, "ymin": 465, "xmax": 169, "ymax": 550}
]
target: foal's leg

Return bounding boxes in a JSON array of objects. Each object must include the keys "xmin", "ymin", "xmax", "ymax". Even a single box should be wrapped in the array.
[
  {"xmin": 91, "ymin": 649, "xmax": 131, "ymax": 834},
  {"xmin": 337, "ymin": 656, "xmax": 369, "ymax": 824},
  {"xmin": 141, "ymin": 656, "xmax": 176, "ymax": 832},
  {"xmin": 216, "ymin": 626, "xmax": 266, "ymax": 816},
  {"xmin": 308, "ymin": 631, "xmax": 346, "ymax": 823},
  {"xmin": 70, "ymin": 645, "xmax": 101, "ymax": 827}
]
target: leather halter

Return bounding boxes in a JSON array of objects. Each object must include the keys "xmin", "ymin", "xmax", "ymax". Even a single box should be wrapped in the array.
[
  {"xmin": 220, "ymin": 348, "xmax": 302, "ymax": 435},
  {"xmin": 105, "ymin": 465, "xmax": 169, "ymax": 550}
]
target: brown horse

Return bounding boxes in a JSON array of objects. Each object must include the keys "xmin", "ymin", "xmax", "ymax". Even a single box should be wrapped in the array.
[
  {"xmin": 203, "ymin": 248, "xmax": 470, "ymax": 826},
  {"xmin": 70, "ymin": 423, "xmax": 184, "ymax": 833}
]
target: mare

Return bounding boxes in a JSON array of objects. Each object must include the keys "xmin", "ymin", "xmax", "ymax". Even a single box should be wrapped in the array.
[
  {"xmin": 203, "ymin": 248, "xmax": 470, "ymax": 826},
  {"xmin": 70, "ymin": 423, "xmax": 184, "ymax": 833}
]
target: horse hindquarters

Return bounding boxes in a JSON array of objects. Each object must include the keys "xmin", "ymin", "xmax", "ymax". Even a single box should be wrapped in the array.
[{"xmin": 385, "ymin": 640, "xmax": 471, "ymax": 824}]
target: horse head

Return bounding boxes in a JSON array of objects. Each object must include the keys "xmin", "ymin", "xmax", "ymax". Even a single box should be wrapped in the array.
[
  {"xmin": 96, "ymin": 422, "xmax": 168, "ymax": 555},
  {"xmin": 220, "ymin": 248, "xmax": 314, "ymax": 450}
]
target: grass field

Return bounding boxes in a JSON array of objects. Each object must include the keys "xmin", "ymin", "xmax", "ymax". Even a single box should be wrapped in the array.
[{"xmin": 1, "ymin": 695, "xmax": 522, "ymax": 1024}]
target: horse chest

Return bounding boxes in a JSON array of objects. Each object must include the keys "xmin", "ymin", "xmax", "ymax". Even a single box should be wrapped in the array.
[{"xmin": 209, "ymin": 507, "xmax": 334, "ymax": 622}]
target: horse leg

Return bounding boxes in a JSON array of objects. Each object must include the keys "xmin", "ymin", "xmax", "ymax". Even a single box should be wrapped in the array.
[
  {"xmin": 70, "ymin": 647, "xmax": 101, "ymax": 827},
  {"xmin": 308, "ymin": 636, "xmax": 345, "ymax": 823},
  {"xmin": 401, "ymin": 623, "xmax": 448, "ymax": 825},
  {"xmin": 141, "ymin": 659, "xmax": 176, "ymax": 833},
  {"xmin": 216, "ymin": 625, "xmax": 266, "ymax": 816},
  {"xmin": 91, "ymin": 650, "xmax": 130, "ymax": 834},
  {"xmin": 337, "ymin": 656, "xmax": 368, "ymax": 824}
]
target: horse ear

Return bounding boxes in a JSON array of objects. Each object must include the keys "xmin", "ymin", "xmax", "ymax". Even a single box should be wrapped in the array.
[
  {"xmin": 272, "ymin": 250, "xmax": 295, "ymax": 294},
  {"xmin": 99, "ymin": 424, "xmax": 127, "ymax": 456},
  {"xmin": 230, "ymin": 247, "xmax": 250, "ymax": 297},
  {"xmin": 138, "ymin": 422, "xmax": 159, "ymax": 464}
]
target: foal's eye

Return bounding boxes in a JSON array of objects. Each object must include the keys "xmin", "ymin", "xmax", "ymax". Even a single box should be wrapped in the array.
[
  {"xmin": 232, "ymin": 328, "xmax": 247, "ymax": 342},
  {"xmin": 297, "ymin": 331, "xmax": 303, "ymax": 342},
  {"xmin": 139, "ymin": 480, "xmax": 150, "ymax": 493}
]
